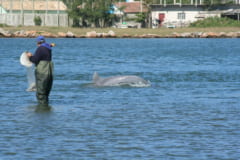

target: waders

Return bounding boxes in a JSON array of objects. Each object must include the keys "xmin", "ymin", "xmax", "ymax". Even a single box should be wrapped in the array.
[{"xmin": 35, "ymin": 61, "xmax": 53, "ymax": 105}]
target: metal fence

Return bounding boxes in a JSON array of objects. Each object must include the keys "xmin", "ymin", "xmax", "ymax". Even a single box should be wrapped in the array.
[
  {"xmin": 0, "ymin": 0, "xmax": 69, "ymax": 26},
  {"xmin": 0, "ymin": 13, "xmax": 69, "ymax": 26}
]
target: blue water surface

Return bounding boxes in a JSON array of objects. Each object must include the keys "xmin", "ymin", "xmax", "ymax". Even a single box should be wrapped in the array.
[{"xmin": 0, "ymin": 38, "xmax": 240, "ymax": 159}]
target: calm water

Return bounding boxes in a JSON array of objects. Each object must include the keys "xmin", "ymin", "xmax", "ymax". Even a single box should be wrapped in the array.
[{"xmin": 0, "ymin": 38, "xmax": 240, "ymax": 159}]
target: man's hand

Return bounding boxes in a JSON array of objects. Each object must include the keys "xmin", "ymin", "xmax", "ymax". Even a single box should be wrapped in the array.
[{"xmin": 26, "ymin": 52, "xmax": 32, "ymax": 57}]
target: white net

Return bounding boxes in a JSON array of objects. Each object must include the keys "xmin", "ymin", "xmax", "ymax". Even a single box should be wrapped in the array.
[{"xmin": 26, "ymin": 66, "xmax": 36, "ymax": 92}]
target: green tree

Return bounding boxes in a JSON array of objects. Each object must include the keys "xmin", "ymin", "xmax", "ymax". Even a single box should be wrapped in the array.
[
  {"xmin": 136, "ymin": 12, "xmax": 147, "ymax": 27},
  {"xmin": 34, "ymin": 16, "xmax": 42, "ymax": 26},
  {"xmin": 63, "ymin": 0, "xmax": 117, "ymax": 27}
]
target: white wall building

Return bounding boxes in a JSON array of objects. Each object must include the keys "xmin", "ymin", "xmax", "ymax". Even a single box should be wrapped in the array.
[{"xmin": 151, "ymin": 5, "xmax": 221, "ymax": 28}]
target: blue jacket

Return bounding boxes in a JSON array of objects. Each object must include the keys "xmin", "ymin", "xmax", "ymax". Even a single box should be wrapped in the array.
[{"xmin": 30, "ymin": 43, "xmax": 52, "ymax": 65}]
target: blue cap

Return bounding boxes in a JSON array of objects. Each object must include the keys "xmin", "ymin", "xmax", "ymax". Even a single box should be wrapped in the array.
[{"xmin": 36, "ymin": 36, "xmax": 45, "ymax": 42}]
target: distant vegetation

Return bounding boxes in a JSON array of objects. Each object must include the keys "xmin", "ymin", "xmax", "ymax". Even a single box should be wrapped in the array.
[
  {"xmin": 34, "ymin": 16, "xmax": 42, "ymax": 26},
  {"xmin": 0, "ymin": 24, "xmax": 9, "ymax": 27},
  {"xmin": 62, "ymin": 0, "xmax": 118, "ymax": 28},
  {"xmin": 189, "ymin": 17, "xmax": 240, "ymax": 27}
]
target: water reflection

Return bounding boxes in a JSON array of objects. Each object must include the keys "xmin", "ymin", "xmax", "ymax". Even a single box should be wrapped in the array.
[{"xmin": 31, "ymin": 104, "xmax": 52, "ymax": 113}]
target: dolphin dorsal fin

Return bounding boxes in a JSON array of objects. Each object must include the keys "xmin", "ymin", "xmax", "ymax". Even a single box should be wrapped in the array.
[{"xmin": 93, "ymin": 72, "xmax": 100, "ymax": 83}]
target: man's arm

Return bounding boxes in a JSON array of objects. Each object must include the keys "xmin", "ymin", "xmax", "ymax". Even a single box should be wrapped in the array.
[{"xmin": 27, "ymin": 48, "xmax": 41, "ymax": 64}]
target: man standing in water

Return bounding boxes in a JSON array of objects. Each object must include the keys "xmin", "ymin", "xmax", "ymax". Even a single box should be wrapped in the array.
[{"xmin": 27, "ymin": 36, "xmax": 54, "ymax": 106}]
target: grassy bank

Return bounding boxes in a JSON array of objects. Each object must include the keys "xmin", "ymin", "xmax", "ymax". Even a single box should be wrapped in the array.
[{"xmin": 2, "ymin": 26, "xmax": 240, "ymax": 37}]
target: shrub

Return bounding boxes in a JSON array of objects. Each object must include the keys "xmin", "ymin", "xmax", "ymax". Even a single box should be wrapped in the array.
[
  {"xmin": 0, "ymin": 23, "xmax": 9, "ymax": 27},
  {"xmin": 190, "ymin": 16, "xmax": 240, "ymax": 27},
  {"xmin": 34, "ymin": 16, "xmax": 42, "ymax": 26}
]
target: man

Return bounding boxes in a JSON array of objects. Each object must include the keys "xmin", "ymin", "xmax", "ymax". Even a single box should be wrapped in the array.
[{"xmin": 27, "ymin": 36, "xmax": 54, "ymax": 106}]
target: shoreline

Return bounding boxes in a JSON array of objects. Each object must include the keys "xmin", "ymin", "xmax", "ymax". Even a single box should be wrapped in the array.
[{"xmin": 1, "ymin": 27, "xmax": 240, "ymax": 38}]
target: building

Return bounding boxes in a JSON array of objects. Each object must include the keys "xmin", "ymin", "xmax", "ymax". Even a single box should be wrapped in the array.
[
  {"xmin": 150, "ymin": 1, "xmax": 240, "ymax": 28},
  {"xmin": 151, "ymin": 5, "xmax": 220, "ymax": 28},
  {"xmin": 0, "ymin": 0, "xmax": 68, "ymax": 26},
  {"xmin": 113, "ymin": 1, "xmax": 148, "ymax": 28},
  {"xmin": 114, "ymin": 1, "xmax": 148, "ymax": 19}
]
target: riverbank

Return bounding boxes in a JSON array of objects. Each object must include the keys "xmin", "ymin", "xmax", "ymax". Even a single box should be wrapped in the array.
[{"xmin": 1, "ymin": 26, "xmax": 240, "ymax": 38}]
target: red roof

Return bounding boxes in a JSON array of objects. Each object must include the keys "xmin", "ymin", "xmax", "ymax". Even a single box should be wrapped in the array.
[{"xmin": 115, "ymin": 2, "xmax": 148, "ymax": 13}]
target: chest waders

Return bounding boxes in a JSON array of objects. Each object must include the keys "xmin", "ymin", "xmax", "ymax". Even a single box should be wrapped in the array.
[{"xmin": 35, "ymin": 61, "xmax": 53, "ymax": 105}]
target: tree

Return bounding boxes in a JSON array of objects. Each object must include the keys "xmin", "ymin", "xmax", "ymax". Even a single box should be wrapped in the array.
[
  {"xmin": 136, "ymin": 12, "xmax": 147, "ymax": 27},
  {"xmin": 137, "ymin": 0, "xmax": 152, "ymax": 28},
  {"xmin": 63, "ymin": 0, "xmax": 118, "ymax": 27},
  {"xmin": 34, "ymin": 16, "xmax": 42, "ymax": 26}
]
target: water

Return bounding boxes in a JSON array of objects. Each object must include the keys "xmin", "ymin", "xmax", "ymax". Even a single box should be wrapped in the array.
[{"xmin": 0, "ymin": 38, "xmax": 240, "ymax": 159}]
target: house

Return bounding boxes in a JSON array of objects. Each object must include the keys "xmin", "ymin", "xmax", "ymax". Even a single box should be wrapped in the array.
[
  {"xmin": 151, "ymin": 4, "xmax": 221, "ymax": 28},
  {"xmin": 113, "ymin": 1, "xmax": 148, "ymax": 28},
  {"xmin": 0, "ymin": 0, "xmax": 68, "ymax": 26},
  {"xmin": 114, "ymin": 1, "xmax": 148, "ymax": 19},
  {"xmin": 150, "ymin": 2, "xmax": 240, "ymax": 28}
]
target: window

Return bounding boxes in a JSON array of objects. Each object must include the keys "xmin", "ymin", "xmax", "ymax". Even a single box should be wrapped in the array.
[{"xmin": 178, "ymin": 12, "xmax": 186, "ymax": 20}]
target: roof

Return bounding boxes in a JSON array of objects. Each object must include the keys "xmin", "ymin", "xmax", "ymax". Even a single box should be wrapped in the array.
[
  {"xmin": 222, "ymin": 9, "xmax": 240, "ymax": 15},
  {"xmin": 1, "ymin": 0, "xmax": 67, "ymax": 11},
  {"xmin": 115, "ymin": 2, "xmax": 148, "ymax": 13}
]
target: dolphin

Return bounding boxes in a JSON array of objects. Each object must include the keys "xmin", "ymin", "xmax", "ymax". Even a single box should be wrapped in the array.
[{"xmin": 92, "ymin": 72, "xmax": 151, "ymax": 87}]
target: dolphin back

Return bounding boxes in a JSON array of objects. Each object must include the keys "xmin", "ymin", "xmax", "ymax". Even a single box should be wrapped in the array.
[{"xmin": 92, "ymin": 72, "xmax": 151, "ymax": 87}]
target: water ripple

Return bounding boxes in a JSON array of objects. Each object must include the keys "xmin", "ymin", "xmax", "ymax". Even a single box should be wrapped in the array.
[{"xmin": 0, "ymin": 38, "xmax": 240, "ymax": 159}]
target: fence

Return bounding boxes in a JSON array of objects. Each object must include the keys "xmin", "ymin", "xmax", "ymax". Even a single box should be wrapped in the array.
[
  {"xmin": 0, "ymin": 13, "xmax": 69, "ymax": 26},
  {"xmin": 0, "ymin": 0, "xmax": 69, "ymax": 26}
]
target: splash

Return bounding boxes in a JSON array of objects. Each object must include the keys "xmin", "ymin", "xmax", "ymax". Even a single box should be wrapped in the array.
[{"xmin": 126, "ymin": 80, "xmax": 151, "ymax": 87}]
